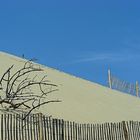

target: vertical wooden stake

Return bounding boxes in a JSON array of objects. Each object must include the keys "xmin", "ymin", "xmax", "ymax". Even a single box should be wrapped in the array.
[
  {"xmin": 136, "ymin": 81, "xmax": 139, "ymax": 97},
  {"xmin": 39, "ymin": 113, "xmax": 43, "ymax": 140},
  {"xmin": 122, "ymin": 121, "xmax": 128, "ymax": 140},
  {"xmin": 108, "ymin": 69, "xmax": 112, "ymax": 89}
]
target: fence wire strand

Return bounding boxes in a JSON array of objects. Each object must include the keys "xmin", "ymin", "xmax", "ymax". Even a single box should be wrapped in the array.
[{"xmin": 110, "ymin": 74, "xmax": 139, "ymax": 96}]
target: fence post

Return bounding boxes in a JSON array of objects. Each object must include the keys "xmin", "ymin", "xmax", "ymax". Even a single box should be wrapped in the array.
[
  {"xmin": 62, "ymin": 120, "xmax": 64, "ymax": 140},
  {"xmin": 122, "ymin": 121, "xmax": 128, "ymax": 140},
  {"xmin": 108, "ymin": 69, "xmax": 112, "ymax": 89},
  {"xmin": 136, "ymin": 81, "xmax": 139, "ymax": 97},
  {"xmin": 39, "ymin": 113, "xmax": 43, "ymax": 140}
]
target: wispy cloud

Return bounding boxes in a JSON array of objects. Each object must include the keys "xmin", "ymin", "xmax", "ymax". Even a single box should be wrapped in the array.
[{"xmin": 72, "ymin": 51, "xmax": 140, "ymax": 64}]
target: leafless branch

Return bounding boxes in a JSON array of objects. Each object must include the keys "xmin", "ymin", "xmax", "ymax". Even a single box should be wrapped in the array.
[
  {"xmin": 23, "ymin": 100, "xmax": 61, "ymax": 120},
  {"xmin": 0, "ymin": 60, "xmax": 60, "ymax": 119}
]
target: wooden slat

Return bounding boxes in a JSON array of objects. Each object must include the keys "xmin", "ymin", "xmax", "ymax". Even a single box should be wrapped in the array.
[
  {"xmin": 4, "ymin": 114, "xmax": 7, "ymax": 140},
  {"xmin": 61, "ymin": 120, "xmax": 64, "ymax": 140},
  {"xmin": 1, "ymin": 114, "xmax": 3, "ymax": 140},
  {"xmin": 30, "ymin": 115, "xmax": 33, "ymax": 140},
  {"xmin": 55, "ymin": 119, "xmax": 58, "ymax": 140},
  {"xmin": 49, "ymin": 117, "xmax": 53, "ymax": 140},
  {"xmin": 46, "ymin": 117, "xmax": 50, "ymax": 140},
  {"xmin": 2, "ymin": 114, "xmax": 140, "ymax": 140},
  {"xmin": 43, "ymin": 115, "xmax": 47, "ymax": 140}
]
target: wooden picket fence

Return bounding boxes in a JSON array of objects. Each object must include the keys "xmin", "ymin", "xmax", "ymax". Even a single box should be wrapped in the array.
[{"xmin": 1, "ymin": 114, "xmax": 140, "ymax": 140}]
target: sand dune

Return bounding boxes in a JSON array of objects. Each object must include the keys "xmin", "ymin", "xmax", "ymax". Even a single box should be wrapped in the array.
[{"xmin": 0, "ymin": 51, "xmax": 140, "ymax": 123}]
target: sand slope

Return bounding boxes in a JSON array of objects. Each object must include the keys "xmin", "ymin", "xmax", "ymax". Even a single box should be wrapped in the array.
[{"xmin": 0, "ymin": 51, "xmax": 140, "ymax": 123}]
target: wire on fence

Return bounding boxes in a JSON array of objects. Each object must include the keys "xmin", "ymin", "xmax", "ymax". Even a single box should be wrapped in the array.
[{"xmin": 108, "ymin": 69, "xmax": 140, "ymax": 97}]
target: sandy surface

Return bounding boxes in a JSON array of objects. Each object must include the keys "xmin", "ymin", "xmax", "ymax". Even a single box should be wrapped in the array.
[{"xmin": 0, "ymin": 51, "xmax": 140, "ymax": 123}]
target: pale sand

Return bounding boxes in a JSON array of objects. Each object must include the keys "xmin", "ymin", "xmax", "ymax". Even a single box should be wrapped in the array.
[{"xmin": 0, "ymin": 51, "xmax": 140, "ymax": 123}]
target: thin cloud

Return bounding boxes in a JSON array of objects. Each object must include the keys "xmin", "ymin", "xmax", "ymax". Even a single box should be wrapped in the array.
[{"xmin": 72, "ymin": 51, "xmax": 140, "ymax": 64}]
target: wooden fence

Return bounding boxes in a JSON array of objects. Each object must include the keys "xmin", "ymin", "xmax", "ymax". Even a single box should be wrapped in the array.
[{"xmin": 1, "ymin": 114, "xmax": 140, "ymax": 140}]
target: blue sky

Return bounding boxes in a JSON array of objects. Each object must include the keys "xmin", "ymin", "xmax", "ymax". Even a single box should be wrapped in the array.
[{"xmin": 0, "ymin": 0, "xmax": 140, "ymax": 86}]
